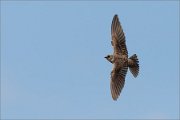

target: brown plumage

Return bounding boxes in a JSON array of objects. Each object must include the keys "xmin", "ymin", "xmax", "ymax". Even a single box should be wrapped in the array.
[{"xmin": 105, "ymin": 14, "xmax": 139, "ymax": 100}]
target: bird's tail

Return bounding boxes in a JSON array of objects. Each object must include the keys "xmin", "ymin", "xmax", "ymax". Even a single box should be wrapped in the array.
[{"xmin": 128, "ymin": 54, "xmax": 139, "ymax": 77}]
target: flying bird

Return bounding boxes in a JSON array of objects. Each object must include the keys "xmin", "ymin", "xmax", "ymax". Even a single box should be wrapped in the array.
[{"xmin": 105, "ymin": 14, "xmax": 139, "ymax": 100}]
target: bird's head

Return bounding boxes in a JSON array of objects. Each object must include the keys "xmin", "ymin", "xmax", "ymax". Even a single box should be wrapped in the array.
[{"xmin": 104, "ymin": 55, "xmax": 113, "ymax": 63}]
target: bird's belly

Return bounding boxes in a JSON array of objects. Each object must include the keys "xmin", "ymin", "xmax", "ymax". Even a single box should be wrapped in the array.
[{"xmin": 114, "ymin": 57, "xmax": 128, "ymax": 69}]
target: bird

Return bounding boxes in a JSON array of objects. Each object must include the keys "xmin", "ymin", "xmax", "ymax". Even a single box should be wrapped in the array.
[{"xmin": 104, "ymin": 14, "xmax": 139, "ymax": 101}]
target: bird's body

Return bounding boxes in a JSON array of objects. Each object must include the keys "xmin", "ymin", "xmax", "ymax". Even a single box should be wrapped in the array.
[{"xmin": 105, "ymin": 14, "xmax": 139, "ymax": 100}]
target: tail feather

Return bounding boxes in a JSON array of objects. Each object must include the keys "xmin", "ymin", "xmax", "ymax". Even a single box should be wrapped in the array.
[{"xmin": 128, "ymin": 54, "xmax": 139, "ymax": 77}]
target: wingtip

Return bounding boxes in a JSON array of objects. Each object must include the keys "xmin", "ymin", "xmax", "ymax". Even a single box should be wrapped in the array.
[
  {"xmin": 114, "ymin": 14, "xmax": 118, "ymax": 19},
  {"xmin": 112, "ymin": 97, "xmax": 118, "ymax": 101},
  {"xmin": 114, "ymin": 14, "xmax": 118, "ymax": 17}
]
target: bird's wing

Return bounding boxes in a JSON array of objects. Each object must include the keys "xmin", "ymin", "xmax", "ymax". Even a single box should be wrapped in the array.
[
  {"xmin": 110, "ymin": 65, "xmax": 128, "ymax": 100},
  {"xmin": 111, "ymin": 14, "xmax": 128, "ymax": 57}
]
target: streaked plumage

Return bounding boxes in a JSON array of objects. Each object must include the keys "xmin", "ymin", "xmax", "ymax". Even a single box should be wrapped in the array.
[{"xmin": 105, "ymin": 14, "xmax": 139, "ymax": 100}]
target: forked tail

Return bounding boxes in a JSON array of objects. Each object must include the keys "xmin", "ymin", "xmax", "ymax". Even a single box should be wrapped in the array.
[{"xmin": 128, "ymin": 54, "xmax": 139, "ymax": 77}]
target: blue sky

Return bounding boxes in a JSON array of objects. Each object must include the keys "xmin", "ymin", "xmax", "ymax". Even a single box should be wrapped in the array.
[{"xmin": 1, "ymin": 1, "xmax": 179, "ymax": 119}]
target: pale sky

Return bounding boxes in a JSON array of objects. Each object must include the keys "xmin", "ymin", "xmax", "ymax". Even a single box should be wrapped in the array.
[{"xmin": 1, "ymin": 1, "xmax": 179, "ymax": 119}]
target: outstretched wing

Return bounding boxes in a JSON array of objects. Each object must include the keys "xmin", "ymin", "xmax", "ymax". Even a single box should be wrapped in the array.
[
  {"xmin": 110, "ymin": 65, "xmax": 128, "ymax": 100},
  {"xmin": 111, "ymin": 14, "xmax": 128, "ymax": 57}
]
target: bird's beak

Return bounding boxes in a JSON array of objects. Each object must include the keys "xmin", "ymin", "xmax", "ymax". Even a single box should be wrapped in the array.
[{"xmin": 104, "ymin": 56, "xmax": 107, "ymax": 59}]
